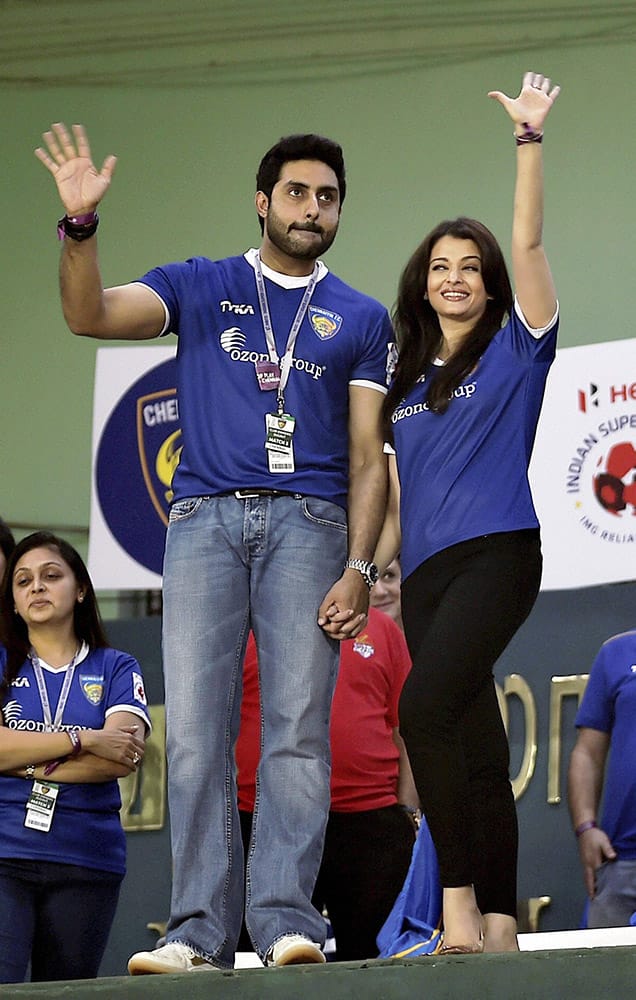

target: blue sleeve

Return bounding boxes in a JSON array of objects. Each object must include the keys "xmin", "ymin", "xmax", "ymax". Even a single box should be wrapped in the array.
[
  {"xmin": 496, "ymin": 302, "xmax": 558, "ymax": 365},
  {"xmin": 104, "ymin": 649, "xmax": 152, "ymax": 732},
  {"xmin": 349, "ymin": 308, "xmax": 393, "ymax": 390},
  {"xmin": 137, "ymin": 259, "xmax": 199, "ymax": 336},
  {"xmin": 575, "ymin": 646, "xmax": 613, "ymax": 733}
]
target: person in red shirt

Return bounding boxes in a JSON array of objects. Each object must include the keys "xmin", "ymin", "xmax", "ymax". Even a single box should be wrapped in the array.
[{"xmin": 236, "ymin": 603, "xmax": 419, "ymax": 960}]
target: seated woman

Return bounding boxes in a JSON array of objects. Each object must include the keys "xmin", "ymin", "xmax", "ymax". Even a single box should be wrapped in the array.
[{"xmin": 0, "ymin": 531, "xmax": 150, "ymax": 983}]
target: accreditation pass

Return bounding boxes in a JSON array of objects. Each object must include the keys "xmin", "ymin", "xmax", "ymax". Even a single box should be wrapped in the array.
[
  {"xmin": 265, "ymin": 412, "xmax": 296, "ymax": 473},
  {"xmin": 25, "ymin": 780, "xmax": 59, "ymax": 832}
]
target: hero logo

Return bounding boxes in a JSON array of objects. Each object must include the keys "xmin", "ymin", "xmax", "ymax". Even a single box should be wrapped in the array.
[{"xmin": 219, "ymin": 328, "xmax": 325, "ymax": 380}]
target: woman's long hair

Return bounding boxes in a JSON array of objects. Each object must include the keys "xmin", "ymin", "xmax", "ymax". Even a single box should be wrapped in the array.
[
  {"xmin": 0, "ymin": 532, "xmax": 109, "ymax": 698},
  {"xmin": 383, "ymin": 217, "xmax": 513, "ymax": 432}
]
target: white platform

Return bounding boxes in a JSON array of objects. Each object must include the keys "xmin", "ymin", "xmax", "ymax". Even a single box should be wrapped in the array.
[{"xmin": 518, "ymin": 926, "xmax": 636, "ymax": 951}]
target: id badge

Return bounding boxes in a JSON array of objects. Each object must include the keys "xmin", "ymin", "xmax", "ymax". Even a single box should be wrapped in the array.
[
  {"xmin": 265, "ymin": 412, "xmax": 296, "ymax": 473},
  {"xmin": 255, "ymin": 360, "xmax": 280, "ymax": 392},
  {"xmin": 24, "ymin": 779, "xmax": 59, "ymax": 832}
]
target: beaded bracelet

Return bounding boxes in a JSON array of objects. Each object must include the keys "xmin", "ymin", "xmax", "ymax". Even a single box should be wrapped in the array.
[
  {"xmin": 575, "ymin": 819, "xmax": 597, "ymax": 838},
  {"xmin": 515, "ymin": 122, "xmax": 544, "ymax": 146}
]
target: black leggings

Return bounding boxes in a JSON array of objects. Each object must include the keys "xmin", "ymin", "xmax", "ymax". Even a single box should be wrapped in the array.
[{"xmin": 400, "ymin": 530, "xmax": 541, "ymax": 918}]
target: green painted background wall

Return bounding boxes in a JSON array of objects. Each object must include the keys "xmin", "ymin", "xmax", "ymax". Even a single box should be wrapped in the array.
[{"xmin": 1, "ymin": 2, "xmax": 635, "ymax": 591}]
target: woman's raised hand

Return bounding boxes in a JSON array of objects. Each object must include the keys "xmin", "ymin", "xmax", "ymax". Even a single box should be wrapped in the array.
[
  {"xmin": 488, "ymin": 71, "xmax": 560, "ymax": 133},
  {"xmin": 35, "ymin": 122, "xmax": 117, "ymax": 216}
]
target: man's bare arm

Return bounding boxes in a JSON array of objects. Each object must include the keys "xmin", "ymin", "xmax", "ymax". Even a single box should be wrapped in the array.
[{"xmin": 36, "ymin": 122, "xmax": 165, "ymax": 340}]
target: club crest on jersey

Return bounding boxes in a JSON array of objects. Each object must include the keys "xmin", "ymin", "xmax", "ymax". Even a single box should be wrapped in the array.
[
  {"xmin": 308, "ymin": 306, "xmax": 342, "ymax": 341},
  {"xmin": 133, "ymin": 672, "xmax": 148, "ymax": 706},
  {"xmin": 353, "ymin": 635, "xmax": 375, "ymax": 659},
  {"xmin": 80, "ymin": 674, "xmax": 104, "ymax": 705}
]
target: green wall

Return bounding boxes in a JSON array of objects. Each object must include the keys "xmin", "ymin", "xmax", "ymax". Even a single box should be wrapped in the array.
[{"xmin": 2, "ymin": 12, "xmax": 635, "ymax": 577}]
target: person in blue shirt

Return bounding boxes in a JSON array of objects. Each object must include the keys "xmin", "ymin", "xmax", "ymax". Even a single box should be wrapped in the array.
[
  {"xmin": 0, "ymin": 531, "xmax": 149, "ymax": 983},
  {"xmin": 377, "ymin": 71, "xmax": 560, "ymax": 954},
  {"xmin": 568, "ymin": 630, "xmax": 636, "ymax": 927},
  {"xmin": 35, "ymin": 124, "xmax": 390, "ymax": 972}
]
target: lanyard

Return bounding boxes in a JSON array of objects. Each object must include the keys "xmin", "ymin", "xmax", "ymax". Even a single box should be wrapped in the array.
[
  {"xmin": 29, "ymin": 648, "xmax": 80, "ymax": 732},
  {"xmin": 253, "ymin": 253, "xmax": 319, "ymax": 414}
]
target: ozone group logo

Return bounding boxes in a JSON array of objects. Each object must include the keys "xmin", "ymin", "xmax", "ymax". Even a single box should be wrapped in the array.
[{"xmin": 95, "ymin": 359, "xmax": 180, "ymax": 575}]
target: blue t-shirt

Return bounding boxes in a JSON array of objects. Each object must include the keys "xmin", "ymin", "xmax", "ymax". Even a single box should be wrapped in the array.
[
  {"xmin": 575, "ymin": 630, "xmax": 636, "ymax": 859},
  {"xmin": 391, "ymin": 302, "xmax": 558, "ymax": 580},
  {"xmin": 0, "ymin": 645, "xmax": 151, "ymax": 875},
  {"xmin": 137, "ymin": 250, "xmax": 392, "ymax": 510}
]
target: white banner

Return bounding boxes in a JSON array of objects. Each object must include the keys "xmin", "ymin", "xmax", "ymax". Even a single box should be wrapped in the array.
[
  {"xmin": 530, "ymin": 337, "xmax": 635, "ymax": 589},
  {"xmin": 88, "ymin": 346, "xmax": 176, "ymax": 590},
  {"xmin": 89, "ymin": 340, "xmax": 636, "ymax": 591}
]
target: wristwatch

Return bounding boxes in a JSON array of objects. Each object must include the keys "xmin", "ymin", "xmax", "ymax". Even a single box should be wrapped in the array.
[{"xmin": 344, "ymin": 558, "xmax": 379, "ymax": 589}]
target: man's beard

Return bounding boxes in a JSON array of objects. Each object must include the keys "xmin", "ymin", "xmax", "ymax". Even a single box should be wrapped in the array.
[{"xmin": 265, "ymin": 211, "xmax": 338, "ymax": 261}]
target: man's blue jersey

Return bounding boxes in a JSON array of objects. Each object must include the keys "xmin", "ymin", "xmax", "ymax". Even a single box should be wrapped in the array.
[
  {"xmin": 391, "ymin": 302, "xmax": 558, "ymax": 581},
  {"xmin": 0, "ymin": 645, "xmax": 151, "ymax": 874},
  {"xmin": 575, "ymin": 630, "xmax": 636, "ymax": 858},
  {"xmin": 137, "ymin": 249, "xmax": 392, "ymax": 510}
]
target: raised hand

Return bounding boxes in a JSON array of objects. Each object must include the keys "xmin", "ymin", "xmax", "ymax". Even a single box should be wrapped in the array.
[
  {"xmin": 35, "ymin": 122, "xmax": 117, "ymax": 216},
  {"xmin": 488, "ymin": 71, "xmax": 560, "ymax": 133}
]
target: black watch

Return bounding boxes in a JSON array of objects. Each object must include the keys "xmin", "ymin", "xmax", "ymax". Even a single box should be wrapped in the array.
[{"xmin": 344, "ymin": 558, "xmax": 379, "ymax": 589}]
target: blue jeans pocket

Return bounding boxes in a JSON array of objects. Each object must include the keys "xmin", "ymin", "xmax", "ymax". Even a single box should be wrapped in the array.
[
  {"xmin": 169, "ymin": 497, "xmax": 204, "ymax": 523},
  {"xmin": 300, "ymin": 497, "xmax": 347, "ymax": 533}
]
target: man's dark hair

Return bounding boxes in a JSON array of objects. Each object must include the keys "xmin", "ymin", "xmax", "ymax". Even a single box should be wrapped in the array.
[{"xmin": 256, "ymin": 134, "xmax": 346, "ymax": 232}]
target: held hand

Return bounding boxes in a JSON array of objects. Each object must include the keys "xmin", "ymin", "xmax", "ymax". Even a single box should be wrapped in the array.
[
  {"xmin": 488, "ymin": 70, "xmax": 560, "ymax": 133},
  {"xmin": 82, "ymin": 726, "xmax": 145, "ymax": 769},
  {"xmin": 578, "ymin": 827, "xmax": 617, "ymax": 898},
  {"xmin": 318, "ymin": 573, "xmax": 370, "ymax": 640},
  {"xmin": 34, "ymin": 122, "xmax": 117, "ymax": 216}
]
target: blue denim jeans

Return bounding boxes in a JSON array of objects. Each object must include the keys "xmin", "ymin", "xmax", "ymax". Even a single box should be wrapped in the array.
[
  {"xmin": 161, "ymin": 494, "xmax": 347, "ymax": 967},
  {"xmin": 588, "ymin": 859, "xmax": 636, "ymax": 928}
]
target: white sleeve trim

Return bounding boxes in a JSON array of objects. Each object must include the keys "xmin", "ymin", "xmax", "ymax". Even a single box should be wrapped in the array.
[
  {"xmin": 349, "ymin": 378, "xmax": 388, "ymax": 395},
  {"xmin": 131, "ymin": 281, "xmax": 171, "ymax": 336},
  {"xmin": 105, "ymin": 703, "xmax": 152, "ymax": 734},
  {"xmin": 514, "ymin": 296, "xmax": 559, "ymax": 339},
  {"xmin": 383, "ymin": 442, "xmax": 395, "ymax": 455}
]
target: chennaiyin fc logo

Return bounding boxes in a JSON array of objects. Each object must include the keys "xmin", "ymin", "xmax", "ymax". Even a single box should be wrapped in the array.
[
  {"xmin": 95, "ymin": 359, "xmax": 180, "ymax": 575},
  {"xmin": 308, "ymin": 305, "xmax": 342, "ymax": 341}
]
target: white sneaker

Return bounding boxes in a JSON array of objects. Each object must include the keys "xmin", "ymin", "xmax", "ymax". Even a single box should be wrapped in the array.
[
  {"xmin": 127, "ymin": 941, "xmax": 219, "ymax": 975},
  {"xmin": 268, "ymin": 934, "xmax": 326, "ymax": 967}
]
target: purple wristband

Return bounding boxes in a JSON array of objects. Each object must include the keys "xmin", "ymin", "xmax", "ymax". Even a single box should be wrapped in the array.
[
  {"xmin": 43, "ymin": 758, "xmax": 64, "ymax": 777},
  {"xmin": 67, "ymin": 730, "xmax": 82, "ymax": 756},
  {"xmin": 575, "ymin": 820, "xmax": 597, "ymax": 838},
  {"xmin": 57, "ymin": 212, "xmax": 100, "ymax": 242},
  {"xmin": 66, "ymin": 211, "xmax": 98, "ymax": 225}
]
